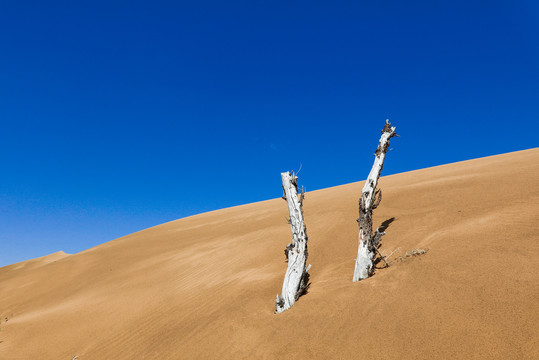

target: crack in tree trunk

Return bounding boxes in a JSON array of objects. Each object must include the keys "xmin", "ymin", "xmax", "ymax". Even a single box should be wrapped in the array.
[
  {"xmin": 275, "ymin": 172, "xmax": 310, "ymax": 313},
  {"xmin": 353, "ymin": 119, "xmax": 397, "ymax": 282}
]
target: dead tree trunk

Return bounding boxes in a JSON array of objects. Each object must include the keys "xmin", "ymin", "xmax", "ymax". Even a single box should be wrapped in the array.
[
  {"xmin": 275, "ymin": 172, "xmax": 310, "ymax": 313},
  {"xmin": 353, "ymin": 120, "xmax": 397, "ymax": 282}
]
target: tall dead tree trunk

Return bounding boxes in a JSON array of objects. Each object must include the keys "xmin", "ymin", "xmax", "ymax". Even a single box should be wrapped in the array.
[
  {"xmin": 275, "ymin": 172, "xmax": 310, "ymax": 313},
  {"xmin": 353, "ymin": 120, "xmax": 397, "ymax": 282}
]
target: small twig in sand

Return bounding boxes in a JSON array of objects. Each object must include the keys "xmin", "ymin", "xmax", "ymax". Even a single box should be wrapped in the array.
[
  {"xmin": 405, "ymin": 248, "xmax": 428, "ymax": 257},
  {"xmin": 374, "ymin": 247, "xmax": 390, "ymax": 267},
  {"xmin": 383, "ymin": 247, "xmax": 401, "ymax": 263}
]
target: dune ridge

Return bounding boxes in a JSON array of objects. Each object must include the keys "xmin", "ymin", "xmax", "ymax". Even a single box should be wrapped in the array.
[
  {"xmin": 0, "ymin": 148, "xmax": 538, "ymax": 359},
  {"xmin": 1, "ymin": 251, "xmax": 70, "ymax": 272}
]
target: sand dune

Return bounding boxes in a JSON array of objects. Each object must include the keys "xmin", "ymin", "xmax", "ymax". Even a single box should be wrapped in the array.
[
  {"xmin": 1, "ymin": 251, "xmax": 70, "ymax": 272},
  {"xmin": 1, "ymin": 148, "xmax": 538, "ymax": 359}
]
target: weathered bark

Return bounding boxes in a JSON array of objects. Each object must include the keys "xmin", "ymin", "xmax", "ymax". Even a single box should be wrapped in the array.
[
  {"xmin": 275, "ymin": 172, "xmax": 310, "ymax": 313},
  {"xmin": 353, "ymin": 120, "xmax": 397, "ymax": 282}
]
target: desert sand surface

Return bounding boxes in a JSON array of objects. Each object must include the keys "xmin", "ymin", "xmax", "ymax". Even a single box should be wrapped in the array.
[{"xmin": 1, "ymin": 148, "xmax": 538, "ymax": 359}]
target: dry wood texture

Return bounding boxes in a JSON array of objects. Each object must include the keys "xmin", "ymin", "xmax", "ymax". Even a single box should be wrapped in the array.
[
  {"xmin": 275, "ymin": 172, "xmax": 310, "ymax": 313},
  {"xmin": 353, "ymin": 120, "xmax": 397, "ymax": 281}
]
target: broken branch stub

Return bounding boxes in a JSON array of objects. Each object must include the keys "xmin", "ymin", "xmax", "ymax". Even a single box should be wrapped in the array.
[
  {"xmin": 353, "ymin": 119, "xmax": 397, "ymax": 282},
  {"xmin": 275, "ymin": 171, "xmax": 310, "ymax": 313}
]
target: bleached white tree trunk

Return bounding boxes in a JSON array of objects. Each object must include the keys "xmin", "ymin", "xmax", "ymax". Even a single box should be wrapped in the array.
[
  {"xmin": 275, "ymin": 172, "xmax": 310, "ymax": 313},
  {"xmin": 353, "ymin": 120, "xmax": 397, "ymax": 282}
]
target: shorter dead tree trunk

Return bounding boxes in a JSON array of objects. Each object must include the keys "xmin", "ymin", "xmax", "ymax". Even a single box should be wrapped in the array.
[
  {"xmin": 275, "ymin": 172, "xmax": 310, "ymax": 313},
  {"xmin": 353, "ymin": 120, "xmax": 397, "ymax": 282}
]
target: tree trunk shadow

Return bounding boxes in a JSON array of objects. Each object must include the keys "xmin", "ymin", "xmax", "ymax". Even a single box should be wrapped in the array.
[{"xmin": 373, "ymin": 217, "xmax": 396, "ymax": 268}]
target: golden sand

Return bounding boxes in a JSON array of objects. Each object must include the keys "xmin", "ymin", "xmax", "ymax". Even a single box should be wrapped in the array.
[{"xmin": 1, "ymin": 148, "xmax": 537, "ymax": 359}]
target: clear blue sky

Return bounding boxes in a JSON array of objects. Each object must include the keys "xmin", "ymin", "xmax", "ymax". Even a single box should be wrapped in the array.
[{"xmin": 1, "ymin": 1, "xmax": 537, "ymax": 266}]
